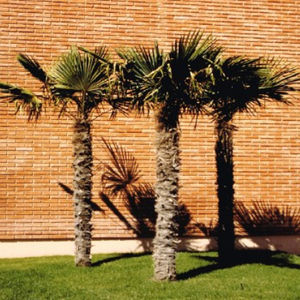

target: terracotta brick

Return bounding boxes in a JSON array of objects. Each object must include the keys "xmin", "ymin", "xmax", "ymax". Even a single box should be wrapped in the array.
[{"xmin": 0, "ymin": 0, "xmax": 299, "ymax": 240}]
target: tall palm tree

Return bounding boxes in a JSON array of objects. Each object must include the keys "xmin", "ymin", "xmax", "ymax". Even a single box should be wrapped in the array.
[
  {"xmin": 206, "ymin": 56, "xmax": 299, "ymax": 265},
  {"xmin": 118, "ymin": 32, "xmax": 221, "ymax": 280},
  {"xmin": 0, "ymin": 46, "xmax": 123, "ymax": 266}
]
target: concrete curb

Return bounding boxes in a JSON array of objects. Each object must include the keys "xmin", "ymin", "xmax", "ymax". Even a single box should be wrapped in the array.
[{"xmin": 0, "ymin": 235, "xmax": 299, "ymax": 258}]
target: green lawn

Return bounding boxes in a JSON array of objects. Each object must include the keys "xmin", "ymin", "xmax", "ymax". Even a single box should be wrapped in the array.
[{"xmin": 0, "ymin": 251, "xmax": 299, "ymax": 300}]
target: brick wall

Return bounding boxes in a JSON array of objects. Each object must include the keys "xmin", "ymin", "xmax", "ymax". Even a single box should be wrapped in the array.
[{"xmin": 0, "ymin": 0, "xmax": 299, "ymax": 240}]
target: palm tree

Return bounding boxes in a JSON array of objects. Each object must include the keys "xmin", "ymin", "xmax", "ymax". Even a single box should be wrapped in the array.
[
  {"xmin": 206, "ymin": 56, "xmax": 299, "ymax": 265},
  {"xmin": 118, "ymin": 32, "xmax": 221, "ymax": 280},
  {"xmin": 0, "ymin": 46, "xmax": 123, "ymax": 266}
]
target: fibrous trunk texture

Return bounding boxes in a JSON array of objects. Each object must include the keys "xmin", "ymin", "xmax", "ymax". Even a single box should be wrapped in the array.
[
  {"xmin": 215, "ymin": 120, "xmax": 235, "ymax": 266},
  {"xmin": 153, "ymin": 107, "xmax": 180, "ymax": 281},
  {"xmin": 73, "ymin": 119, "xmax": 93, "ymax": 267}
]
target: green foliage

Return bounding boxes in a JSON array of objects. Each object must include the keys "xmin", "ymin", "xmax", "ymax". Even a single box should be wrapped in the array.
[
  {"xmin": 0, "ymin": 252, "xmax": 299, "ymax": 300},
  {"xmin": 0, "ymin": 82, "xmax": 42, "ymax": 119},
  {"xmin": 49, "ymin": 46, "xmax": 114, "ymax": 117},
  {"xmin": 50, "ymin": 47, "xmax": 108, "ymax": 96},
  {"xmin": 117, "ymin": 43, "xmax": 165, "ymax": 112},
  {"xmin": 257, "ymin": 58, "xmax": 299, "ymax": 100},
  {"xmin": 17, "ymin": 54, "xmax": 47, "ymax": 84},
  {"xmin": 1, "ymin": 46, "xmax": 127, "ymax": 120},
  {"xmin": 118, "ymin": 31, "xmax": 222, "ymax": 122},
  {"xmin": 0, "ymin": 54, "xmax": 50, "ymax": 119},
  {"xmin": 207, "ymin": 56, "xmax": 299, "ymax": 122}
]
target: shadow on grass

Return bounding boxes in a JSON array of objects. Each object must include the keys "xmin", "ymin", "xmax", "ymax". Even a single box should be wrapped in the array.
[
  {"xmin": 177, "ymin": 250, "xmax": 300, "ymax": 281},
  {"xmin": 92, "ymin": 252, "xmax": 150, "ymax": 267}
]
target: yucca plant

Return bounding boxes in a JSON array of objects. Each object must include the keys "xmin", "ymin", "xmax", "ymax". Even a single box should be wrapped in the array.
[
  {"xmin": 117, "ymin": 32, "xmax": 221, "ymax": 280},
  {"xmin": 0, "ymin": 46, "xmax": 124, "ymax": 266},
  {"xmin": 206, "ymin": 56, "xmax": 299, "ymax": 265}
]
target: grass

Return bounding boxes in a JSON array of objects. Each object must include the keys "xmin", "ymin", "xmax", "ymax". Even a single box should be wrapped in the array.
[{"xmin": 0, "ymin": 251, "xmax": 299, "ymax": 300}]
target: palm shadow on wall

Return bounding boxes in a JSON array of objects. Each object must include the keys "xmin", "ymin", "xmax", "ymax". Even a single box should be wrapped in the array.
[
  {"xmin": 98, "ymin": 138, "xmax": 191, "ymax": 239},
  {"xmin": 185, "ymin": 200, "xmax": 300, "ymax": 279},
  {"xmin": 195, "ymin": 200, "xmax": 300, "ymax": 238},
  {"xmin": 58, "ymin": 138, "xmax": 191, "ymax": 263},
  {"xmin": 235, "ymin": 200, "xmax": 300, "ymax": 236},
  {"xmin": 190, "ymin": 199, "xmax": 300, "ymax": 278},
  {"xmin": 195, "ymin": 219, "xmax": 219, "ymax": 238}
]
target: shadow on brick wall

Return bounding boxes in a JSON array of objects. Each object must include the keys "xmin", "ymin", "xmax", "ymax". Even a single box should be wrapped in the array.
[
  {"xmin": 235, "ymin": 200, "xmax": 300, "ymax": 236},
  {"xmin": 192, "ymin": 200, "xmax": 300, "ymax": 238},
  {"xmin": 98, "ymin": 138, "xmax": 191, "ymax": 238}
]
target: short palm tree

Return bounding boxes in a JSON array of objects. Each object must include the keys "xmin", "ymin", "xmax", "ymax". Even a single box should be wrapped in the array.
[
  {"xmin": 0, "ymin": 46, "xmax": 122, "ymax": 266},
  {"xmin": 118, "ymin": 32, "xmax": 221, "ymax": 280},
  {"xmin": 206, "ymin": 56, "xmax": 299, "ymax": 265}
]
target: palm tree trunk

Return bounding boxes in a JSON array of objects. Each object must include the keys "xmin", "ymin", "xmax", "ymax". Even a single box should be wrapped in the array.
[
  {"xmin": 72, "ymin": 118, "xmax": 93, "ymax": 266},
  {"xmin": 215, "ymin": 120, "xmax": 235, "ymax": 266},
  {"xmin": 153, "ymin": 105, "xmax": 180, "ymax": 281}
]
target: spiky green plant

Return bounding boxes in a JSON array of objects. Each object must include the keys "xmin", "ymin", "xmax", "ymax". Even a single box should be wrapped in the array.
[
  {"xmin": 117, "ymin": 32, "xmax": 222, "ymax": 281},
  {"xmin": 0, "ymin": 46, "xmax": 124, "ymax": 266},
  {"xmin": 206, "ymin": 56, "xmax": 299, "ymax": 265}
]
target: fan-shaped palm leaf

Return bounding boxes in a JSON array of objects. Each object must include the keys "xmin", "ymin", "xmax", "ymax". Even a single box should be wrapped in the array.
[
  {"xmin": 168, "ymin": 31, "xmax": 222, "ymax": 116},
  {"xmin": 208, "ymin": 55, "xmax": 299, "ymax": 265},
  {"xmin": 50, "ymin": 47, "xmax": 107, "ymax": 94},
  {"xmin": 169, "ymin": 31, "xmax": 221, "ymax": 81},
  {"xmin": 117, "ymin": 43, "xmax": 166, "ymax": 112},
  {"xmin": 208, "ymin": 56, "xmax": 299, "ymax": 121},
  {"xmin": 49, "ymin": 46, "xmax": 112, "ymax": 115},
  {"xmin": 17, "ymin": 54, "xmax": 47, "ymax": 83},
  {"xmin": 0, "ymin": 82, "xmax": 42, "ymax": 119},
  {"xmin": 257, "ymin": 58, "xmax": 299, "ymax": 101},
  {"xmin": 78, "ymin": 46, "xmax": 110, "ymax": 65},
  {"xmin": 118, "ymin": 33, "xmax": 221, "ymax": 118}
]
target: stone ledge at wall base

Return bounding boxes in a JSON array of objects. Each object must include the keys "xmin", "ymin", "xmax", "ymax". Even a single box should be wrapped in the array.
[{"xmin": 0, "ymin": 236, "xmax": 299, "ymax": 258}]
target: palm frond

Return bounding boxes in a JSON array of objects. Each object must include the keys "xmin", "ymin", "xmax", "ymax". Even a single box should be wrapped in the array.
[
  {"xmin": 118, "ymin": 45, "xmax": 165, "ymax": 83},
  {"xmin": 257, "ymin": 58, "xmax": 299, "ymax": 102},
  {"xmin": 118, "ymin": 32, "xmax": 223, "ymax": 121},
  {"xmin": 207, "ymin": 56, "xmax": 267, "ymax": 120},
  {"xmin": 208, "ymin": 56, "xmax": 299, "ymax": 122},
  {"xmin": 117, "ymin": 44, "xmax": 166, "ymax": 111},
  {"xmin": 78, "ymin": 46, "xmax": 111, "ymax": 66},
  {"xmin": 168, "ymin": 31, "xmax": 222, "ymax": 115},
  {"xmin": 106, "ymin": 96, "xmax": 132, "ymax": 119},
  {"xmin": 50, "ymin": 46, "xmax": 108, "ymax": 94},
  {"xmin": 49, "ymin": 46, "xmax": 130, "ymax": 118},
  {"xmin": 49, "ymin": 46, "xmax": 113, "ymax": 116},
  {"xmin": 0, "ymin": 82, "xmax": 42, "ymax": 119},
  {"xmin": 170, "ymin": 31, "xmax": 221, "ymax": 80},
  {"xmin": 17, "ymin": 54, "xmax": 47, "ymax": 83}
]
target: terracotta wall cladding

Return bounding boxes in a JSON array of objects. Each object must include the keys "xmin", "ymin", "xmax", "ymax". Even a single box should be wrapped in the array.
[{"xmin": 0, "ymin": 0, "xmax": 299, "ymax": 240}]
